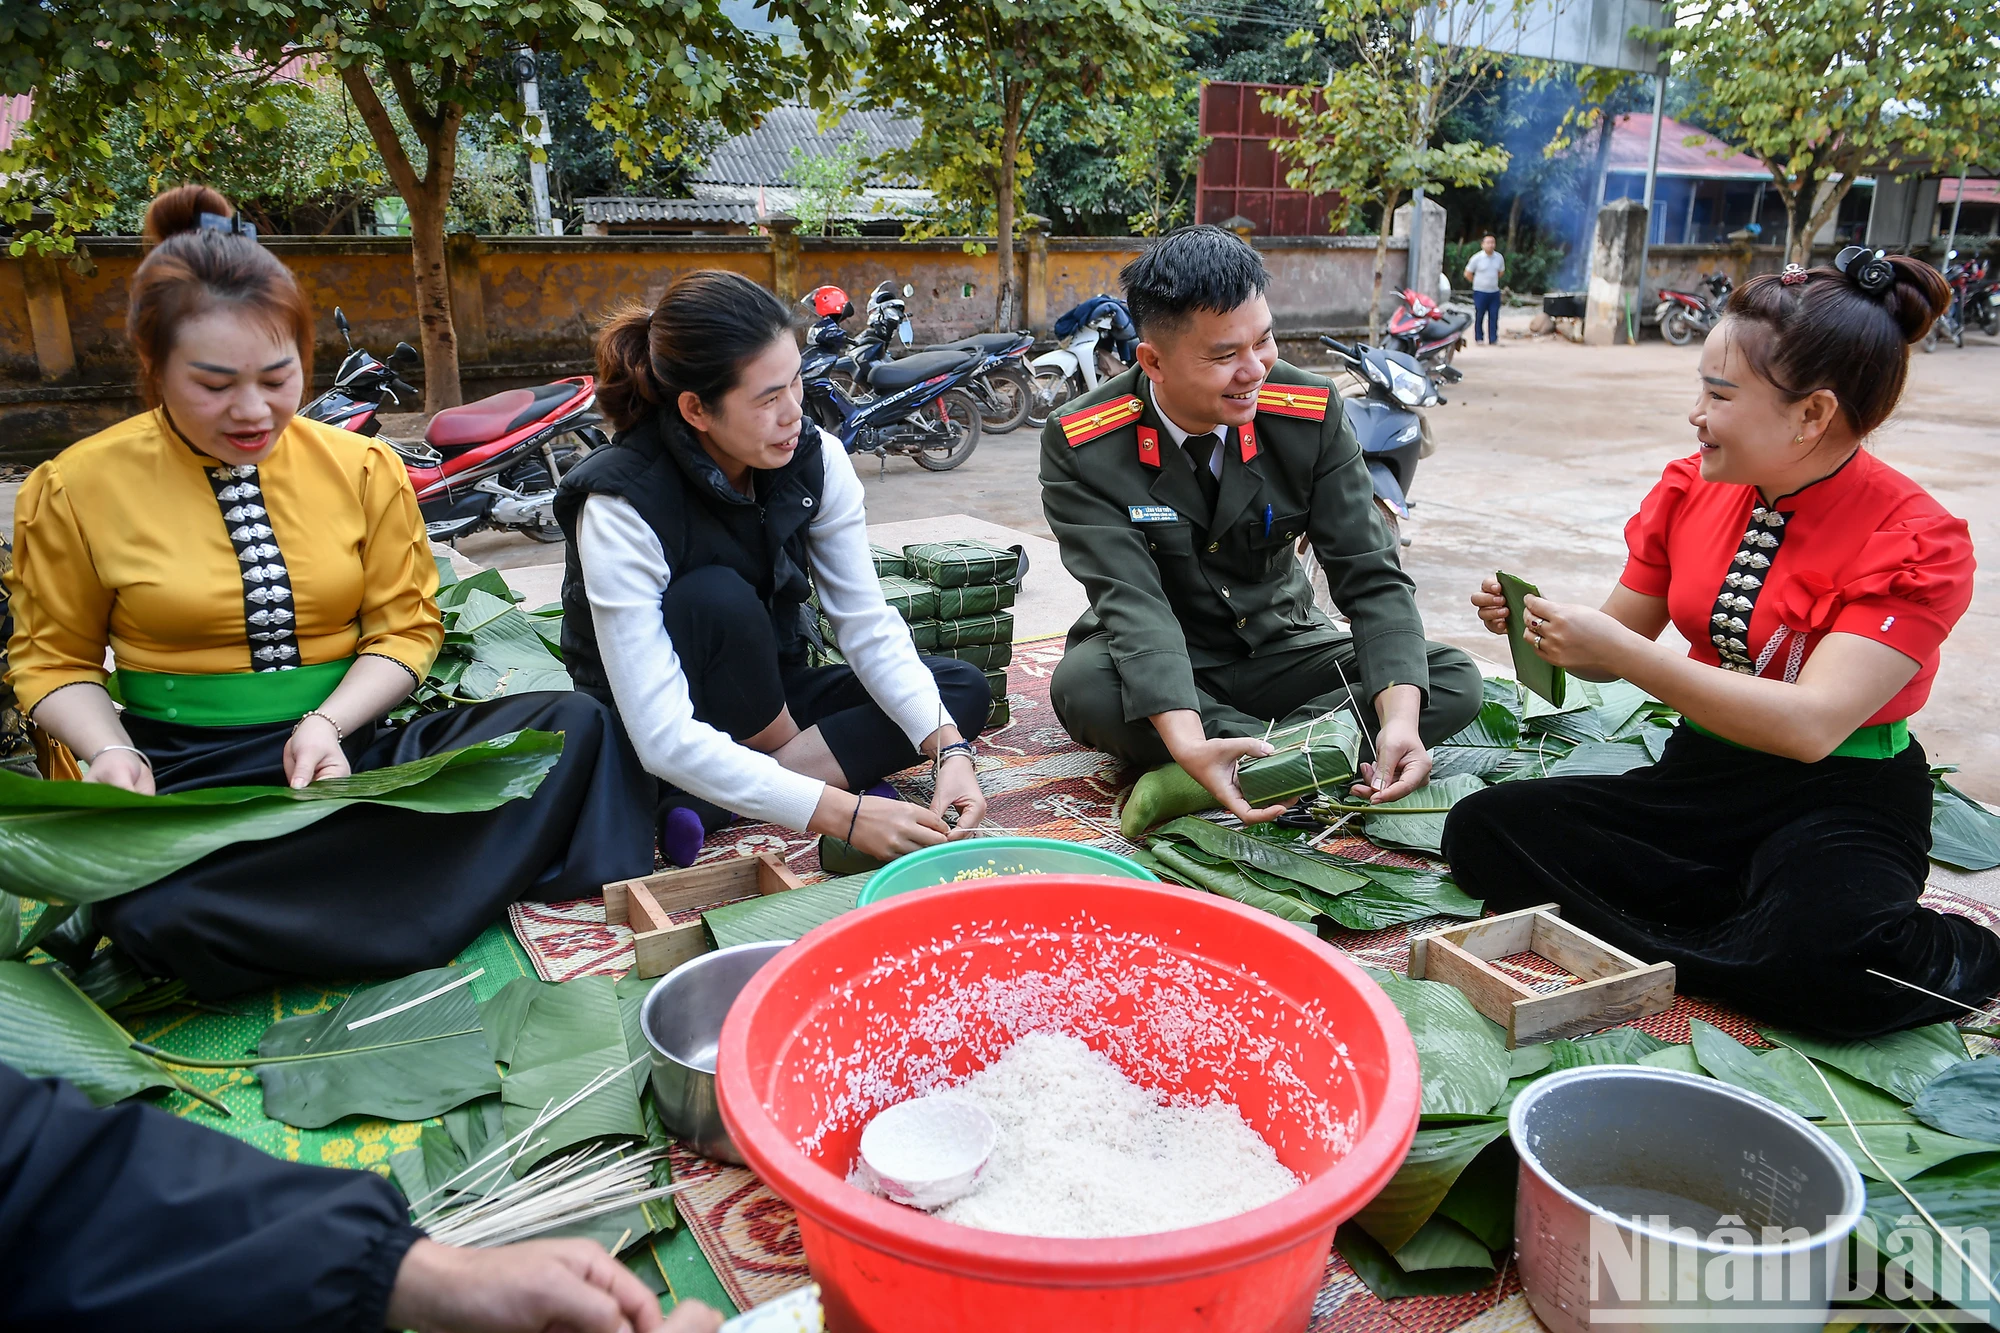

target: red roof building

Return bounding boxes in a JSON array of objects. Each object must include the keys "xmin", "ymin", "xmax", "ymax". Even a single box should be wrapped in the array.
[{"xmin": 1598, "ymin": 113, "xmax": 1873, "ymax": 247}]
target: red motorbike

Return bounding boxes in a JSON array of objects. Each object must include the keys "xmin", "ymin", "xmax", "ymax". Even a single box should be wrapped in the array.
[
  {"xmin": 1383, "ymin": 289, "xmax": 1469, "ymax": 379},
  {"xmin": 301, "ymin": 309, "xmax": 607, "ymax": 543}
]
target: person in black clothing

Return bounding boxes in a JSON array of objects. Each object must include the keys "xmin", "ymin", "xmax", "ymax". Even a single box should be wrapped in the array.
[{"xmin": 0, "ymin": 1062, "xmax": 721, "ymax": 1333}]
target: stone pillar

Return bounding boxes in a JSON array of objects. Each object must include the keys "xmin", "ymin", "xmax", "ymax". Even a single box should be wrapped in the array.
[
  {"xmin": 1023, "ymin": 214, "xmax": 1051, "ymax": 335},
  {"xmin": 444, "ymin": 234, "xmax": 489, "ymax": 365},
  {"xmin": 766, "ymin": 216, "xmax": 802, "ymax": 302},
  {"xmin": 1391, "ymin": 197, "xmax": 1447, "ymax": 298},
  {"xmin": 21, "ymin": 255, "xmax": 76, "ymax": 381},
  {"xmin": 1584, "ymin": 198, "xmax": 1648, "ymax": 347}
]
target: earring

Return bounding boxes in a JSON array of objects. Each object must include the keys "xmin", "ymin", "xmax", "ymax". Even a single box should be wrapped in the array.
[{"xmin": 1794, "ymin": 434, "xmax": 1804, "ymax": 444}]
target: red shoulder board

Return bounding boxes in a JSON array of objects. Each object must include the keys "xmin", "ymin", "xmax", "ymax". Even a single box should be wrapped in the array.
[
  {"xmin": 1255, "ymin": 384, "xmax": 1331, "ymax": 421},
  {"xmin": 1059, "ymin": 395, "xmax": 1143, "ymax": 447},
  {"xmin": 1239, "ymin": 421, "xmax": 1258, "ymax": 462},
  {"xmin": 1136, "ymin": 426, "xmax": 1161, "ymax": 467}
]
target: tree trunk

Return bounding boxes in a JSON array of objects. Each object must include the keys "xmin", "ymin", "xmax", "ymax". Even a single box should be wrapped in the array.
[
  {"xmin": 1801, "ymin": 174, "xmax": 1854, "ymax": 266},
  {"xmin": 1505, "ymin": 191, "xmax": 1522, "ymax": 257},
  {"xmin": 405, "ymin": 190, "xmax": 463, "ymax": 412},
  {"xmin": 1784, "ymin": 162, "xmax": 1819, "ymax": 267},
  {"xmin": 994, "ymin": 93, "xmax": 1021, "ymax": 331},
  {"xmin": 1369, "ymin": 188, "xmax": 1402, "ymax": 343}
]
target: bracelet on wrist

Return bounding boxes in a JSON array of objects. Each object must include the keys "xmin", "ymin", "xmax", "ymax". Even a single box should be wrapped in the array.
[
  {"xmin": 86, "ymin": 743, "xmax": 152, "ymax": 770},
  {"xmin": 846, "ymin": 791, "xmax": 863, "ymax": 845},
  {"xmin": 293, "ymin": 708, "xmax": 345, "ymax": 742}
]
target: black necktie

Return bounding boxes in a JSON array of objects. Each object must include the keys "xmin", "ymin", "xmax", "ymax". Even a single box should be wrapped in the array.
[{"xmin": 1183, "ymin": 429, "xmax": 1223, "ymax": 511}]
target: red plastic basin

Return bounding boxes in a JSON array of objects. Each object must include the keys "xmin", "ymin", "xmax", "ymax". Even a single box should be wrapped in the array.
[{"xmin": 716, "ymin": 875, "xmax": 1420, "ymax": 1332}]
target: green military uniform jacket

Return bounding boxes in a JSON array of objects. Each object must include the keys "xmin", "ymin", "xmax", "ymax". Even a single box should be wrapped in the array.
[{"xmin": 1039, "ymin": 360, "xmax": 1430, "ymax": 723}]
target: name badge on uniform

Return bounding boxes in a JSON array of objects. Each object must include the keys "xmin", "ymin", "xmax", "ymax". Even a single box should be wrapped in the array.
[{"xmin": 1128, "ymin": 505, "xmax": 1180, "ymax": 524}]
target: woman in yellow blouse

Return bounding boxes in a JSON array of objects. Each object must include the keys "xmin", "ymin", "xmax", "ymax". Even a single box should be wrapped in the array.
[{"xmin": 5, "ymin": 186, "xmax": 652, "ymax": 996}]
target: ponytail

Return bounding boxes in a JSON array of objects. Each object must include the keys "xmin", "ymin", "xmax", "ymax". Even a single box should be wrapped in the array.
[{"xmin": 591, "ymin": 271, "xmax": 795, "ymax": 432}]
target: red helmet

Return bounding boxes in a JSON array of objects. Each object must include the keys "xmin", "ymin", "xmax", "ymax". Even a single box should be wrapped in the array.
[{"xmin": 808, "ymin": 285, "xmax": 854, "ymax": 319}]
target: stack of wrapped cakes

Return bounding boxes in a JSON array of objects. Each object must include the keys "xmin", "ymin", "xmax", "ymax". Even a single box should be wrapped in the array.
[{"xmin": 813, "ymin": 540, "xmax": 1018, "ymax": 728}]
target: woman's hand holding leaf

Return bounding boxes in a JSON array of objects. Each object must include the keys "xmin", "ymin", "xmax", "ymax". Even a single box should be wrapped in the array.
[
  {"xmin": 386, "ymin": 1236, "xmax": 694, "ymax": 1333},
  {"xmin": 1519, "ymin": 594, "xmax": 1634, "ymax": 676},
  {"xmin": 929, "ymin": 751, "xmax": 986, "ymax": 835},
  {"xmin": 1470, "ymin": 576, "xmax": 1510, "ymax": 637},
  {"xmin": 283, "ymin": 714, "xmax": 350, "ymax": 789},
  {"xmin": 84, "ymin": 747, "xmax": 154, "ymax": 795}
]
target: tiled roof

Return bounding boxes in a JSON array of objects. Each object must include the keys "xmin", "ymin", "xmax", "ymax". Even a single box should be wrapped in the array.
[
  {"xmin": 692, "ymin": 101, "xmax": 921, "ymax": 187},
  {"xmin": 1605, "ymin": 114, "xmax": 1769, "ymax": 180},
  {"xmin": 577, "ymin": 198, "xmax": 759, "ymax": 225}
]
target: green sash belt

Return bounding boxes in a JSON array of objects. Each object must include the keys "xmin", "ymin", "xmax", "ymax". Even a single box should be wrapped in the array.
[
  {"xmin": 1686, "ymin": 717, "xmax": 1910, "ymax": 761},
  {"xmin": 110, "ymin": 658, "xmax": 354, "ymax": 727}
]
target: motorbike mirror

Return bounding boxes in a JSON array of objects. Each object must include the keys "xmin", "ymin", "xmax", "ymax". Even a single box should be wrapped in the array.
[
  {"xmin": 334, "ymin": 307, "xmax": 352, "ymax": 348},
  {"xmin": 391, "ymin": 342, "xmax": 420, "ymax": 366},
  {"xmin": 902, "ymin": 284, "xmax": 914, "ymax": 298}
]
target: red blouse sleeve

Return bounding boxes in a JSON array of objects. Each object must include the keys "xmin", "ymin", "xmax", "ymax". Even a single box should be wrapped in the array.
[
  {"xmin": 1826, "ymin": 509, "xmax": 1975, "ymax": 666},
  {"xmin": 1619, "ymin": 455, "xmax": 1701, "ymax": 598}
]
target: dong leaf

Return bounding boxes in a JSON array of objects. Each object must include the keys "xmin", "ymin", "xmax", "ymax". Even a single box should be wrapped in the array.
[
  {"xmin": 1433, "ymin": 1133, "xmax": 1519, "ymax": 1251},
  {"xmin": 0, "ymin": 730, "xmax": 564, "ymax": 902},
  {"xmin": 1910, "ymin": 1058, "xmax": 2000, "ymax": 1141},
  {"xmin": 0, "ymin": 960, "xmax": 176, "ymax": 1104},
  {"xmin": 1360, "ymin": 774, "xmax": 1486, "ymax": 855},
  {"xmin": 498, "ymin": 976, "xmax": 646, "ymax": 1172},
  {"xmin": 1316, "ymin": 867, "xmax": 1482, "ymax": 931},
  {"xmin": 1637, "ymin": 1043, "xmax": 1705, "ymax": 1075},
  {"xmin": 1147, "ymin": 844, "xmax": 1321, "ymax": 927},
  {"xmin": 255, "ymin": 965, "xmax": 501, "ymax": 1129},
  {"xmin": 1929, "ymin": 777, "xmax": 2000, "ymax": 871},
  {"xmin": 1391, "ymin": 1216, "xmax": 1496, "ymax": 1272},
  {"xmin": 1861, "ymin": 1154, "xmax": 2000, "ymax": 1324},
  {"xmin": 1546, "ymin": 740, "xmax": 1655, "ymax": 778},
  {"xmin": 1237, "ymin": 713, "xmax": 1362, "ymax": 806},
  {"xmin": 704, "ymin": 875, "xmax": 867, "ymax": 950},
  {"xmin": 1336, "ymin": 1222, "xmax": 1496, "ymax": 1299},
  {"xmin": 1154, "ymin": 817, "xmax": 1369, "ymax": 897},
  {"xmin": 1545, "ymin": 1028, "xmax": 1669, "ymax": 1069},
  {"xmin": 1352, "ymin": 1118, "xmax": 1511, "ymax": 1252},
  {"xmin": 1794, "ymin": 1063, "xmax": 2000, "ymax": 1182},
  {"xmin": 449, "ymin": 589, "xmax": 573, "ymax": 700},
  {"xmin": 1688, "ymin": 1020, "xmax": 1828, "ymax": 1119},
  {"xmin": 1368, "ymin": 969, "xmax": 1510, "ymax": 1115},
  {"xmin": 1765, "ymin": 1023, "xmax": 1969, "ymax": 1103}
]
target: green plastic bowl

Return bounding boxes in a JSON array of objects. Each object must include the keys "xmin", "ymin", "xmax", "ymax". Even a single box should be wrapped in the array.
[{"xmin": 856, "ymin": 837, "xmax": 1158, "ymax": 905}]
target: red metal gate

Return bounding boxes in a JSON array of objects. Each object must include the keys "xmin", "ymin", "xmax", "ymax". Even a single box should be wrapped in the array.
[{"xmin": 1195, "ymin": 81, "xmax": 1338, "ymax": 237}]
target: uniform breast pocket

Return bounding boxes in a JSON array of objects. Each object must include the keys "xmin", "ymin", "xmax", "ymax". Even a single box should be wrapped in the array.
[
  {"xmin": 1250, "ymin": 511, "xmax": 1309, "ymax": 550},
  {"xmin": 1139, "ymin": 521, "xmax": 1194, "ymax": 558}
]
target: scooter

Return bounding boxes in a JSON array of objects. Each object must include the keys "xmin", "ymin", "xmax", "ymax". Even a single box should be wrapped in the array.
[
  {"xmin": 1316, "ymin": 335, "xmax": 1440, "ymax": 544},
  {"xmin": 823, "ymin": 281, "xmax": 1038, "ymax": 432},
  {"xmin": 1961, "ymin": 257, "xmax": 1999, "ymax": 338},
  {"xmin": 1655, "ymin": 272, "xmax": 1733, "ymax": 346},
  {"xmin": 1383, "ymin": 288, "xmax": 1469, "ymax": 377},
  {"xmin": 1026, "ymin": 295, "xmax": 1137, "ymax": 429},
  {"xmin": 300, "ymin": 308, "xmax": 608, "ymax": 543},
  {"xmin": 801, "ymin": 316, "xmax": 983, "ymax": 472}
]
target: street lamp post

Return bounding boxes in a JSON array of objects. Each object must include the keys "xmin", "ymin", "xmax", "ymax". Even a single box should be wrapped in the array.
[{"xmin": 512, "ymin": 48, "xmax": 559, "ymax": 237}]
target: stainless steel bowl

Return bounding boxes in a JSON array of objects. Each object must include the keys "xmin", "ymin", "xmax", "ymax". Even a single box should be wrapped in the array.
[
  {"xmin": 1510, "ymin": 1065, "xmax": 1863, "ymax": 1333},
  {"xmin": 640, "ymin": 940, "xmax": 791, "ymax": 1163}
]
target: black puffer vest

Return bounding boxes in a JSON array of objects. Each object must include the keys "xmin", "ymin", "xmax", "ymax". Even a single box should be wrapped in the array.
[{"xmin": 553, "ymin": 410, "xmax": 825, "ymax": 697}]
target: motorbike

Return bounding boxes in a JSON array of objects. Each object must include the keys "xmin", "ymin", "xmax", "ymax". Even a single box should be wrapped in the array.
[
  {"xmin": 1383, "ymin": 288, "xmax": 1469, "ymax": 377},
  {"xmin": 812, "ymin": 281, "xmax": 1038, "ymax": 432},
  {"xmin": 300, "ymin": 308, "xmax": 607, "ymax": 543},
  {"xmin": 800, "ymin": 310, "xmax": 983, "ymax": 473},
  {"xmin": 1962, "ymin": 257, "xmax": 1999, "ymax": 337},
  {"xmin": 1316, "ymin": 335, "xmax": 1441, "ymax": 546},
  {"xmin": 1026, "ymin": 295, "xmax": 1138, "ymax": 429},
  {"xmin": 1923, "ymin": 253, "xmax": 1993, "ymax": 352},
  {"xmin": 1655, "ymin": 271, "xmax": 1734, "ymax": 347}
]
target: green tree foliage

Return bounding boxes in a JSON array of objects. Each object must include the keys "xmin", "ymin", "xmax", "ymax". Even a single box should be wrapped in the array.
[
  {"xmin": 1266, "ymin": 0, "xmax": 1512, "ymax": 337},
  {"xmin": 1, "ymin": 1, "xmax": 865, "ymax": 410},
  {"xmin": 1652, "ymin": 0, "xmax": 2000, "ymax": 264},
  {"xmin": 1026, "ymin": 78, "xmax": 1208, "ymax": 236},
  {"xmin": 858, "ymin": 0, "xmax": 1184, "ymax": 327},
  {"xmin": 533, "ymin": 61, "xmax": 716, "ymax": 222},
  {"xmin": 786, "ymin": 137, "xmax": 869, "ymax": 237}
]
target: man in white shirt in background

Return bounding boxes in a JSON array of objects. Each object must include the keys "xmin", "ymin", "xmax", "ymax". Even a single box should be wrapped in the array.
[{"xmin": 1464, "ymin": 234, "xmax": 1505, "ymax": 348}]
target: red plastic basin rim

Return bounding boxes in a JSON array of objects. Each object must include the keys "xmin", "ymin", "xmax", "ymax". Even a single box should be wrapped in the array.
[{"xmin": 715, "ymin": 875, "xmax": 1422, "ymax": 1288}]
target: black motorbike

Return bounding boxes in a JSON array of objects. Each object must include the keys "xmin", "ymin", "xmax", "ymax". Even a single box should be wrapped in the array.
[
  {"xmin": 834, "ymin": 281, "xmax": 1037, "ymax": 432},
  {"xmin": 1317, "ymin": 335, "xmax": 1441, "ymax": 546},
  {"xmin": 800, "ymin": 316, "xmax": 983, "ymax": 472}
]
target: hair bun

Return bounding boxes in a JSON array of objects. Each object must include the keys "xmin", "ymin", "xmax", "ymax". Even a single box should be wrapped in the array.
[{"xmin": 141, "ymin": 184, "xmax": 236, "ymax": 246}]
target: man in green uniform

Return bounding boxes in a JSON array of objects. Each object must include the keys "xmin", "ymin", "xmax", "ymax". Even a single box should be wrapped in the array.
[{"xmin": 1041, "ymin": 225, "xmax": 1480, "ymax": 825}]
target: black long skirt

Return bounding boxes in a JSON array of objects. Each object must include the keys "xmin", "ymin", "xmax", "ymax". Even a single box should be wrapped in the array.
[
  {"xmin": 1440, "ymin": 726, "xmax": 2000, "ymax": 1038},
  {"xmin": 99, "ymin": 692, "xmax": 654, "ymax": 997}
]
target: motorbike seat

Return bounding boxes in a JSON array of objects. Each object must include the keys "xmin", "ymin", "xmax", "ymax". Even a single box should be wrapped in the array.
[
  {"xmin": 927, "ymin": 332, "xmax": 1024, "ymax": 355},
  {"xmin": 1422, "ymin": 313, "xmax": 1468, "ymax": 342},
  {"xmin": 427, "ymin": 381, "xmax": 582, "ymax": 449},
  {"xmin": 865, "ymin": 350, "xmax": 981, "ymax": 393}
]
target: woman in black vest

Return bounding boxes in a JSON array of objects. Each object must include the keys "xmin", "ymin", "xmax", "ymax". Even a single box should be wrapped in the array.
[{"xmin": 555, "ymin": 271, "xmax": 990, "ymax": 866}]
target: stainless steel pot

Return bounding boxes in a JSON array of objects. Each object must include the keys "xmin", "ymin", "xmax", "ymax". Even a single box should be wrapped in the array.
[
  {"xmin": 1510, "ymin": 1065, "xmax": 1863, "ymax": 1333},
  {"xmin": 640, "ymin": 940, "xmax": 791, "ymax": 1164}
]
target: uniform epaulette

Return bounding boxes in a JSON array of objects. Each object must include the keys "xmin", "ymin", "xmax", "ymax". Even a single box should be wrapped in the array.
[
  {"xmin": 1059, "ymin": 395, "xmax": 1143, "ymax": 447},
  {"xmin": 1255, "ymin": 384, "xmax": 1331, "ymax": 422}
]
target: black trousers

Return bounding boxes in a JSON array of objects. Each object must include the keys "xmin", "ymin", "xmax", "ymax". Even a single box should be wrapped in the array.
[
  {"xmin": 1441, "ymin": 726, "xmax": 2000, "ymax": 1038},
  {"xmin": 101, "ymin": 692, "xmax": 654, "ymax": 998},
  {"xmin": 588, "ymin": 564, "xmax": 992, "ymax": 824}
]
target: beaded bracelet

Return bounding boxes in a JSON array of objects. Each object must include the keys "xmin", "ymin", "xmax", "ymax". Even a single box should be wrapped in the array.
[{"xmin": 293, "ymin": 708, "xmax": 345, "ymax": 741}]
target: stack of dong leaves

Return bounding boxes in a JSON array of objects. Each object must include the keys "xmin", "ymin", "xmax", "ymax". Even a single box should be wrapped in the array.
[
  {"xmin": 813, "ymin": 540, "xmax": 1020, "ymax": 729},
  {"xmin": 1354, "ymin": 970, "xmax": 2000, "ymax": 1323}
]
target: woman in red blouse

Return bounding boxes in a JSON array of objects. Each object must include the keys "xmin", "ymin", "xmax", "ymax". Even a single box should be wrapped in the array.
[{"xmin": 1445, "ymin": 249, "xmax": 1999, "ymax": 1037}]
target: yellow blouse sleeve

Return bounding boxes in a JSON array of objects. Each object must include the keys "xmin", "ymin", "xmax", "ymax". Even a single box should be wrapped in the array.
[
  {"xmin": 4, "ymin": 462, "xmax": 114, "ymax": 715},
  {"xmin": 353, "ymin": 441, "xmax": 443, "ymax": 680}
]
